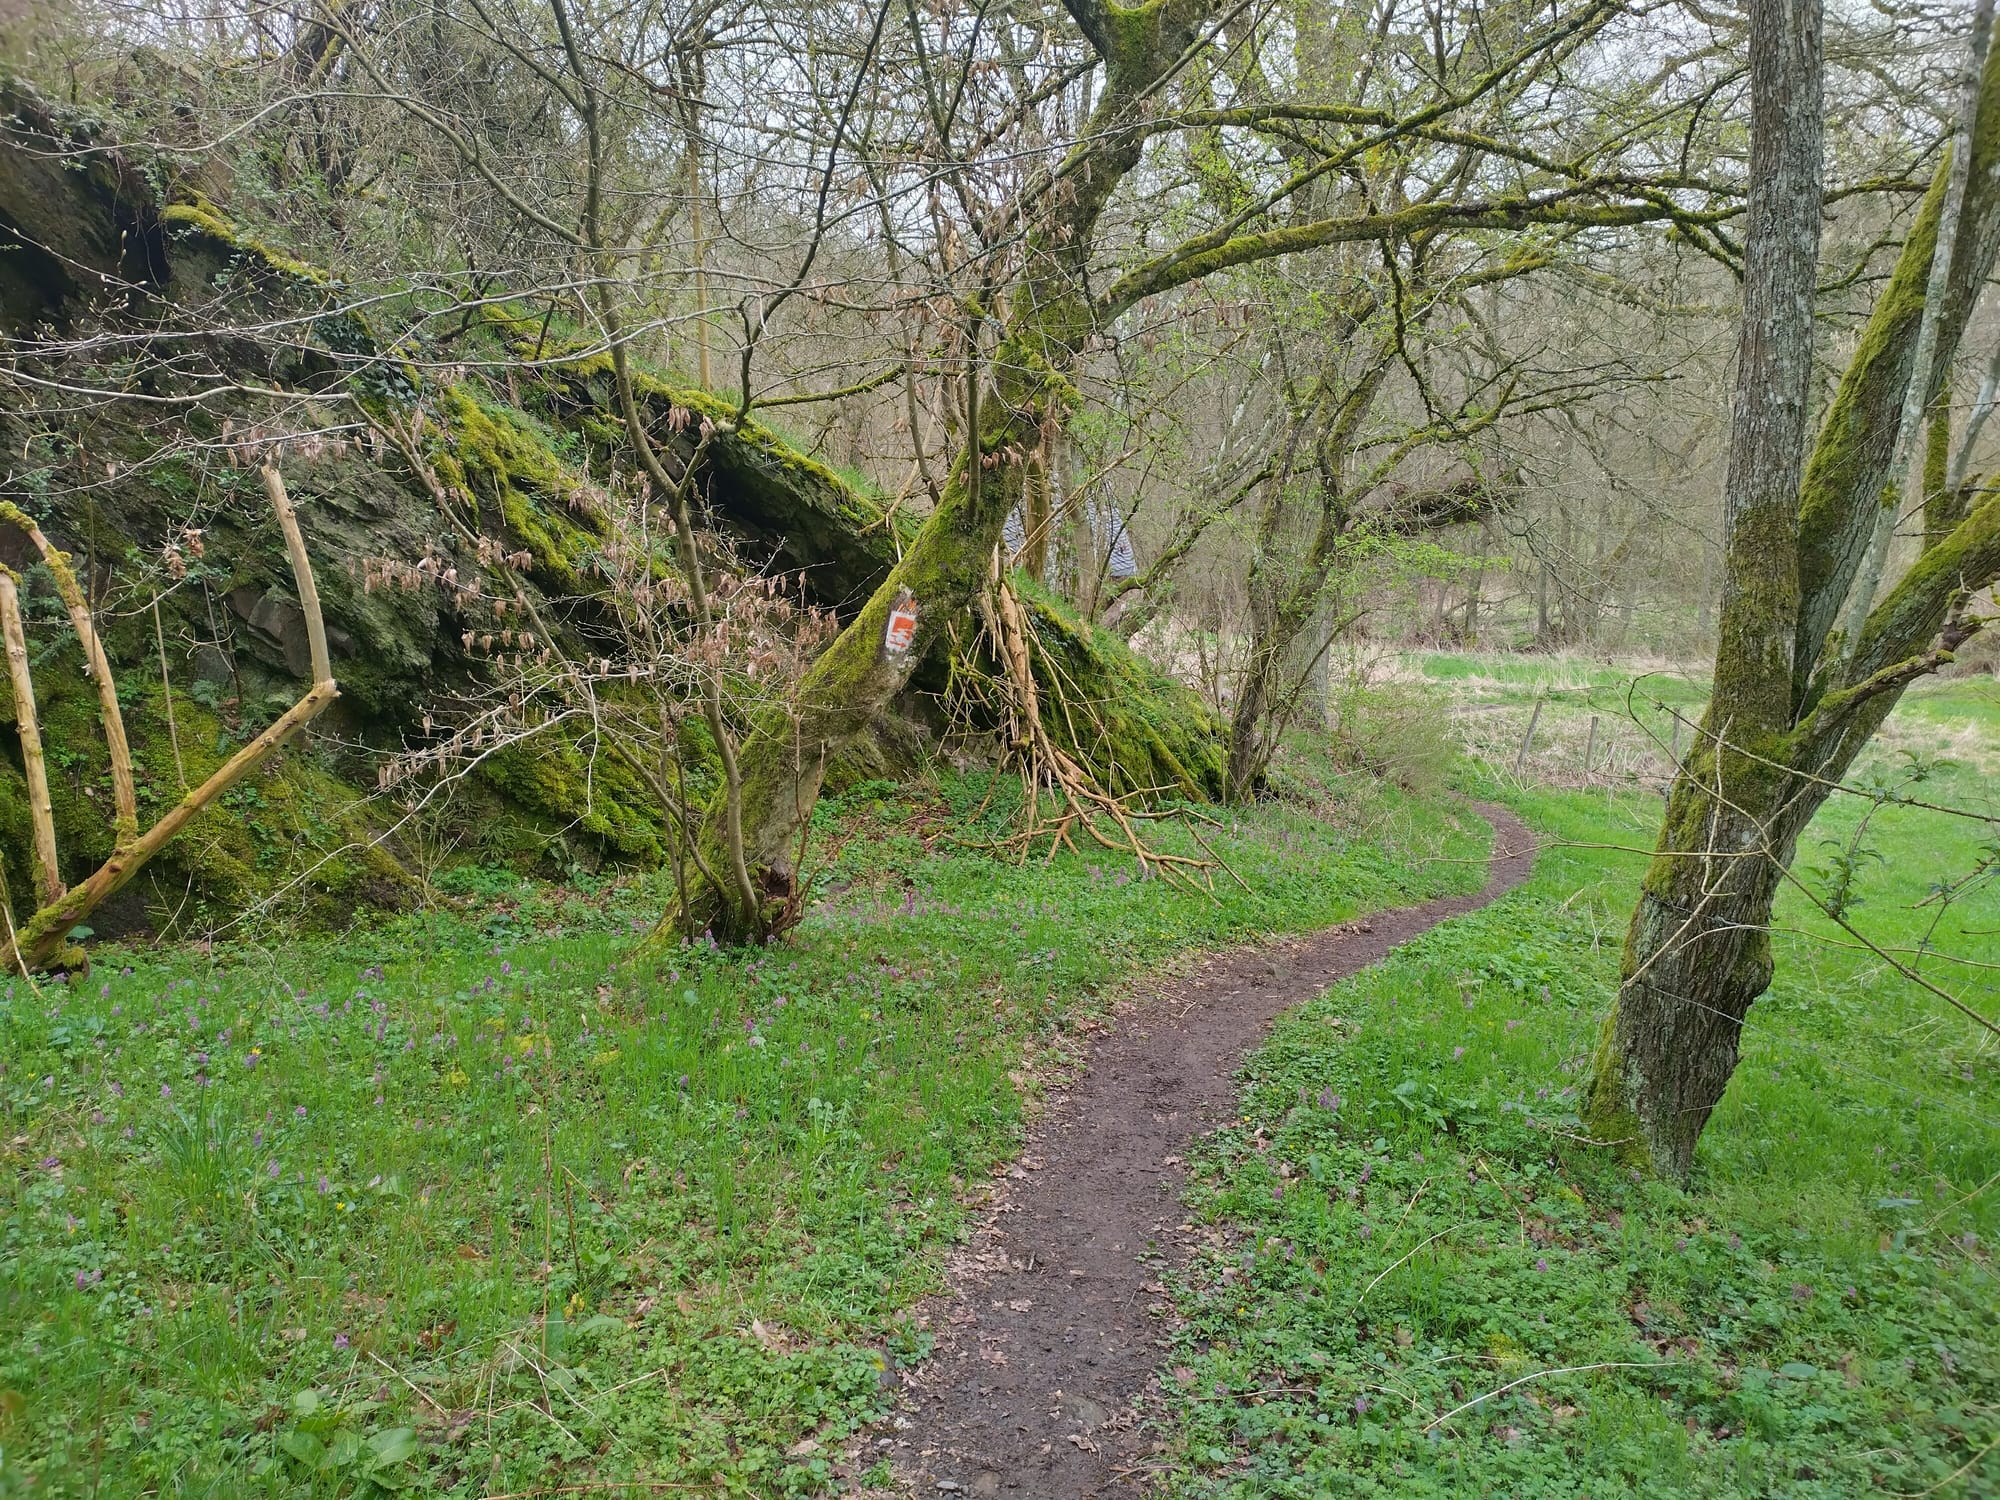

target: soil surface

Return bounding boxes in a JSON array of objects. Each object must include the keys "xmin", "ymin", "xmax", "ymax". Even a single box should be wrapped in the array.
[{"xmin": 889, "ymin": 803, "xmax": 1536, "ymax": 1498}]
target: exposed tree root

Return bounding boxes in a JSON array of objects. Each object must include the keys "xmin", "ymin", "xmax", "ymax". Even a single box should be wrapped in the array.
[{"xmin": 965, "ymin": 558, "xmax": 1242, "ymax": 897}]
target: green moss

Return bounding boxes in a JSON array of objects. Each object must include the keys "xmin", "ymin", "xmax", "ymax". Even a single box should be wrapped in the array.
[
  {"xmin": 4, "ymin": 658, "xmax": 412, "ymax": 938},
  {"xmin": 432, "ymin": 386, "xmax": 607, "ymax": 589},
  {"xmin": 159, "ymin": 195, "xmax": 331, "ymax": 286},
  {"xmin": 1018, "ymin": 580, "xmax": 1228, "ymax": 802},
  {"xmin": 1794, "ymin": 37, "xmax": 2000, "ymax": 695},
  {"xmin": 475, "ymin": 727, "xmax": 669, "ymax": 865}
]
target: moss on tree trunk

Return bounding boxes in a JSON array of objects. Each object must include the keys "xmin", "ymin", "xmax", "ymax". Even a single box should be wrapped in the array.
[
  {"xmin": 672, "ymin": 0, "xmax": 1220, "ymax": 943},
  {"xmin": 1593, "ymin": 11, "xmax": 2000, "ymax": 1178}
]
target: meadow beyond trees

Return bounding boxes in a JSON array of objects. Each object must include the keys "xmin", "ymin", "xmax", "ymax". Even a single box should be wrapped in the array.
[{"xmin": 0, "ymin": 0, "xmax": 1996, "ymax": 1495}]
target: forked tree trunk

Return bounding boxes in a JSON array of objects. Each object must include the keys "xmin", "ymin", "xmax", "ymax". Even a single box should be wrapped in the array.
[
  {"xmin": 1593, "ymin": 0, "xmax": 2000, "ymax": 1179},
  {"xmin": 1589, "ymin": 0, "xmax": 1826, "ymax": 1178}
]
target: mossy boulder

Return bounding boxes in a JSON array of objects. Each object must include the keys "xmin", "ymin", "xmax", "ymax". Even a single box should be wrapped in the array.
[
  {"xmin": 0, "ymin": 661, "xmax": 411, "ymax": 939},
  {"xmin": 1018, "ymin": 582, "xmax": 1228, "ymax": 801},
  {"xmin": 0, "ymin": 91, "xmax": 1235, "ymax": 946}
]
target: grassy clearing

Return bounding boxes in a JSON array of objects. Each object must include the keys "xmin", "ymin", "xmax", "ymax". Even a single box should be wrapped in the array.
[
  {"xmin": 1154, "ymin": 719, "xmax": 1998, "ymax": 1497},
  {"xmin": 0, "ymin": 772, "xmax": 1486, "ymax": 1497},
  {"xmin": 1404, "ymin": 648, "xmax": 2000, "ymax": 794},
  {"xmin": 1403, "ymin": 650, "xmax": 1709, "ymax": 699}
]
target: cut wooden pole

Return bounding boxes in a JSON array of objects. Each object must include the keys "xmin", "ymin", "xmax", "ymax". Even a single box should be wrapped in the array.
[
  {"xmin": 1583, "ymin": 714, "xmax": 1599, "ymax": 777},
  {"xmin": 0, "ymin": 503, "xmax": 137, "ymax": 843},
  {"xmin": 0, "ymin": 571, "xmax": 62, "ymax": 905},
  {"xmin": 1513, "ymin": 695, "xmax": 1544, "ymax": 775},
  {"xmin": 260, "ymin": 464, "xmax": 334, "ymax": 688},
  {"xmin": 153, "ymin": 596, "xmax": 186, "ymax": 789},
  {"xmin": 4, "ymin": 685, "xmax": 338, "ymax": 971}
]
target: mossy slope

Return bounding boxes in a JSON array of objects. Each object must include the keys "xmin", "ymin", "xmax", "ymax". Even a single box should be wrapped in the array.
[{"xmin": 0, "ymin": 95, "xmax": 1232, "ymax": 938}]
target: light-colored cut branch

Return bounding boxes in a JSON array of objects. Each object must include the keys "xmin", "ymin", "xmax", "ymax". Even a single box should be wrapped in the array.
[
  {"xmin": 3, "ymin": 684, "xmax": 339, "ymax": 971},
  {"xmin": 261, "ymin": 464, "xmax": 335, "ymax": 688},
  {"xmin": 0, "ymin": 571, "xmax": 62, "ymax": 905},
  {"xmin": 0, "ymin": 503, "xmax": 138, "ymax": 844},
  {"xmin": 153, "ymin": 597, "xmax": 185, "ymax": 788}
]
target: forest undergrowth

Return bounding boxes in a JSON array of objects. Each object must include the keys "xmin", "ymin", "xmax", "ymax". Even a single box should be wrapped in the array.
[
  {"xmin": 0, "ymin": 766, "xmax": 1485, "ymax": 1496},
  {"xmin": 3, "ymin": 674, "xmax": 1994, "ymax": 1498}
]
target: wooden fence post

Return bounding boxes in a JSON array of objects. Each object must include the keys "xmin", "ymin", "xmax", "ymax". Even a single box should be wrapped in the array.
[{"xmin": 1513, "ymin": 694, "xmax": 1545, "ymax": 775}]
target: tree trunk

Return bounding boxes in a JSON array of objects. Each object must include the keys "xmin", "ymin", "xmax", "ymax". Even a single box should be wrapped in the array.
[
  {"xmin": 1589, "ymin": 0, "xmax": 1826, "ymax": 1179},
  {"xmin": 1225, "ymin": 653, "xmax": 1271, "ymax": 798},
  {"xmin": 673, "ymin": 0, "xmax": 1215, "ymax": 942},
  {"xmin": 1596, "ymin": 0, "xmax": 2000, "ymax": 1180},
  {"xmin": 1792, "ymin": 2, "xmax": 2000, "ymax": 705}
]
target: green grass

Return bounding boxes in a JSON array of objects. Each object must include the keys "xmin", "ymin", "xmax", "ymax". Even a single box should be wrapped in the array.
[
  {"xmin": 1153, "ymin": 734, "xmax": 1998, "ymax": 1497},
  {"xmin": 1407, "ymin": 650, "xmax": 1712, "ymax": 704},
  {"xmin": 0, "ymin": 772, "xmax": 1487, "ymax": 1497},
  {"xmin": 1411, "ymin": 649, "xmax": 2000, "ymax": 794}
]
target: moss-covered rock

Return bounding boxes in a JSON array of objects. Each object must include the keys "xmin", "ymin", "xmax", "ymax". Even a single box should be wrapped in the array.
[
  {"xmin": 1018, "ymin": 582, "xmax": 1228, "ymax": 802},
  {"xmin": 533, "ymin": 361, "xmax": 917, "ymax": 616},
  {"xmin": 0, "ymin": 92, "xmax": 1236, "ymax": 948},
  {"xmin": 0, "ymin": 658, "xmax": 411, "ymax": 939},
  {"xmin": 432, "ymin": 386, "xmax": 608, "ymax": 592}
]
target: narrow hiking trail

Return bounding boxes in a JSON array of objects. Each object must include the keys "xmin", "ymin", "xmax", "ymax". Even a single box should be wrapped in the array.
[{"xmin": 890, "ymin": 804, "xmax": 1537, "ymax": 1498}]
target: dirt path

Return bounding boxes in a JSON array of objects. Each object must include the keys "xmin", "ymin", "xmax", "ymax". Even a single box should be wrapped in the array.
[{"xmin": 888, "ymin": 804, "xmax": 1536, "ymax": 1498}]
